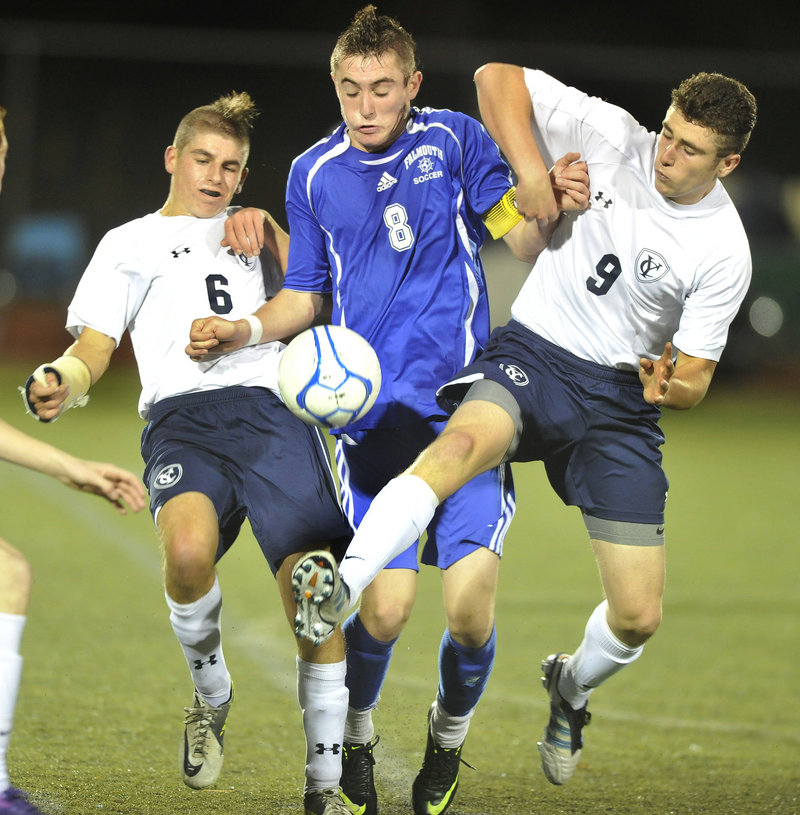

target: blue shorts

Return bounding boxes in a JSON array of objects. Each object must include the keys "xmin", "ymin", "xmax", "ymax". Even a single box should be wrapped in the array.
[
  {"xmin": 141, "ymin": 387, "xmax": 352, "ymax": 574},
  {"xmin": 336, "ymin": 420, "xmax": 515, "ymax": 571},
  {"xmin": 437, "ymin": 322, "xmax": 668, "ymax": 525}
]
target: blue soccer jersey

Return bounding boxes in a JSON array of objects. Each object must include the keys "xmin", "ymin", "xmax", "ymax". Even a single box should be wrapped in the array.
[{"xmin": 284, "ymin": 106, "xmax": 514, "ymax": 430}]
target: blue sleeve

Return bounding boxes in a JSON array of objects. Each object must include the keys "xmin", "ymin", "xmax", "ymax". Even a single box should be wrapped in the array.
[
  {"xmin": 284, "ymin": 157, "xmax": 333, "ymax": 295},
  {"xmin": 458, "ymin": 113, "xmax": 514, "ymax": 218}
]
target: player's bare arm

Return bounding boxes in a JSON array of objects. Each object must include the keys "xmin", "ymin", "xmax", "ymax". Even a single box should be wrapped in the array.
[
  {"xmin": 639, "ymin": 343, "xmax": 717, "ymax": 409},
  {"xmin": 474, "ymin": 62, "xmax": 559, "ymax": 226},
  {"xmin": 0, "ymin": 418, "xmax": 146, "ymax": 513},
  {"xmin": 187, "ymin": 288, "xmax": 323, "ymax": 360},
  {"xmin": 24, "ymin": 327, "xmax": 115, "ymax": 422}
]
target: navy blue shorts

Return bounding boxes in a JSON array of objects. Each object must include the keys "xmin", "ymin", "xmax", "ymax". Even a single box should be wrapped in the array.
[
  {"xmin": 437, "ymin": 322, "xmax": 668, "ymax": 525},
  {"xmin": 336, "ymin": 420, "xmax": 515, "ymax": 571},
  {"xmin": 141, "ymin": 387, "xmax": 352, "ymax": 574}
]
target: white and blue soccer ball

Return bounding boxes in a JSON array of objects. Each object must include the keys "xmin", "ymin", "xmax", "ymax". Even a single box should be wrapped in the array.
[{"xmin": 278, "ymin": 325, "xmax": 382, "ymax": 429}]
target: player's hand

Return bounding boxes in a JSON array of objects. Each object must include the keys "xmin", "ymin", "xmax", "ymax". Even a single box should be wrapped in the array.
[
  {"xmin": 186, "ymin": 315, "xmax": 249, "ymax": 360},
  {"xmin": 551, "ymin": 152, "xmax": 590, "ymax": 213},
  {"xmin": 222, "ymin": 207, "xmax": 268, "ymax": 257},
  {"xmin": 25, "ymin": 371, "xmax": 69, "ymax": 422},
  {"xmin": 59, "ymin": 457, "xmax": 146, "ymax": 515},
  {"xmin": 639, "ymin": 342, "xmax": 675, "ymax": 405},
  {"xmin": 515, "ymin": 169, "xmax": 560, "ymax": 228}
]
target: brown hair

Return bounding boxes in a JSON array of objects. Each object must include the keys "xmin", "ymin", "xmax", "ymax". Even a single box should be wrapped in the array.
[
  {"xmin": 330, "ymin": 5, "xmax": 418, "ymax": 81},
  {"xmin": 670, "ymin": 72, "xmax": 757, "ymax": 156},
  {"xmin": 172, "ymin": 91, "xmax": 259, "ymax": 158}
]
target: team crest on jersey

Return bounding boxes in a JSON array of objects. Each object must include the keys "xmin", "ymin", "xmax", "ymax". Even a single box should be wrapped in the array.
[
  {"xmin": 153, "ymin": 463, "xmax": 183, "ymax": 489},
  {"xmin": 635, "ymin": 249, "xmax": 670, "ymax": 283},
  {"xmin": 404, "ymin": 145, "xmax": 444, "ymax": 185},
  {"xmin": 231, "ymin": 249, "xmax": 258, "ymax": 271},
  {"xmin": 499, "ymin": 363, "xmax": 529, "ymax": 386}
]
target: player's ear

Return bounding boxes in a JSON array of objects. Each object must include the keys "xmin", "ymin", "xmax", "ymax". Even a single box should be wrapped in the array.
[
  {"xmin": 716, "ymin": 152, "xmax": 740, "ymax": 179},
  {"xmin": 164, "ymin": 145, "xmax": 177, "ymax": 175},
  {"xmin": 407, "ymin": 70, "xmax": 422, "ymax": 100},
  {"xmin": 235, "ymin": 167, "xmax": 249, "ymax": 195}
]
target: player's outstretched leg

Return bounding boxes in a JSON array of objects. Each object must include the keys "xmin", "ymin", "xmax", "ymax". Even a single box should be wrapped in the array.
[
  {"xmin": 0, "ymin": 786, "xmax": 50, "ymax": 814},
  {"xmin": 303, "ymin": 787, "xmax": 359, "ymax": 814},
  {"xmin": 411, "ymin": 703, "xmax": 468, "ymax": 815},
  {"xmin": 537, "ymin": 653, "xmax": 591, "ymax": 785},
  {"xmin": 181, "ymin": 687, "xmax": 233, "ymax": 789},
  {"xmin": 292, "ymin": 551, "xmax": 350, "ymax": 646}
]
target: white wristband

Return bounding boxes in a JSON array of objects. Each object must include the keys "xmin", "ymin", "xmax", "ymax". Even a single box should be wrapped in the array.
[{"xmin": 243, "ymin": 314, "xmax": 263, "ymax": 346}]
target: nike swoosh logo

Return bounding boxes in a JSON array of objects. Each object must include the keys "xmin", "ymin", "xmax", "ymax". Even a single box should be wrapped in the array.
[
  {"xmin": 426, "ymin": 780, "xmax": 458, "ymax": 815},
  {"xmin": 339, "ymin": 792, "xmax": 366, "ymax": 815},
  {"xmin": 183, "ymin": 733, "xmax": 203, "ymax": 777}
]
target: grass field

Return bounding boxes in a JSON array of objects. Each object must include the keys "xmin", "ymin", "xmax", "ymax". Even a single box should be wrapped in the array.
[{"xmin": 0, "ymin": 361, "xmax": 797, "ymax": 815}]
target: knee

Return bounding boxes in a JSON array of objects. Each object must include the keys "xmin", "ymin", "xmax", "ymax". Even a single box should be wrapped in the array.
[
  {"xmin": 609, "ymin": 604, "xmax": 663, "ymax": 646},
  {"xmin": 0, "ymin": 542, "xmax": 33, "ymax": 613},
  {"xmin": 358, "ymin": 595, "xmax": 414, "ymax": 642},
  {"xmin": 447, "ymin": 611, "xmax": 495, "ymax": 649},
  {"xmin": 163, "ymin": 531, "xmax": 216, "ymax": 595}
]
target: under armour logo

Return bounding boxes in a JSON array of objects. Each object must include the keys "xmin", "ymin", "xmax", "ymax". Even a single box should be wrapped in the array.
[
  {"xmin": 594, "ymin": 191, "xmax": 613, "ymax": 208},
  {"xmin": 315, "ymin": 743, "xmax": 341, "ymax": 755},
  {"xmin": 635, "ymin": 248, "xmax": 670, "ymax": 283},
  {"xmin": 193, "ymin": 654, "xmax": 218, "ymax": 671},
  {"xmin": 172, "ymin": 247, "xmax": 191, "ymax": 258}
]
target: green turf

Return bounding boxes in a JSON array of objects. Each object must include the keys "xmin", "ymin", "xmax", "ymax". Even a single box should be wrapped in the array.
[{"xmin": 1, "ymin": 362, "xmax": 797, "ymax": 814}]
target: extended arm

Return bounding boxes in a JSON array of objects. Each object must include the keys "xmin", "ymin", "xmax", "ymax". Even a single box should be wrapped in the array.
[
  {"xmin": 24, "ymin": 327, "xmax": 116, "ymax": 422},
  {"xmin": 186, "ymin": 287, "xmax": 324, "ymax": 360},
  {"xmin": 639, "ymin": 343, "xmax": 717, "ymax": 409},
  {"xmin": 474, "ymin": 62, "xmax": 559, "ymax": 225},
  {"xmin": 0, "ymin": 418, "xmax": 145, "ymax": 513}
]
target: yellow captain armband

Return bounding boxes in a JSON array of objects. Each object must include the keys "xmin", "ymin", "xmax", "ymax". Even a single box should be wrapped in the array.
[{"xmin": 483, "ymin": 187, "xmax": 524, "ymax": 240}]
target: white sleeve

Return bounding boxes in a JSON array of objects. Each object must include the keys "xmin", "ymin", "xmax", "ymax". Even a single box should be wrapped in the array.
[
  {"xmin": 522, "ymin": 68, "xmax": 651, "ymax": 170},
  {"xmin": 66, "ymin": 228, "xmax": 151, "ymax": 346}
]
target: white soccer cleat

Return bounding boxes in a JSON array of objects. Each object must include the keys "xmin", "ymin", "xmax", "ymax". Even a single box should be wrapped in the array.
[
  {"xmin": 537, "ymin": 653, "xmax": 591, "ymax": 785},
  {"xmin": 304, "ymin": 787, "xmax": 360, "ymax": 815},
  {"xmin": 292, "ymin": 550, "xmax": 350, "ymax": 646},
  {"xmin": 181, "ymin": 688, "xmax": 233, "ymax": 789}
]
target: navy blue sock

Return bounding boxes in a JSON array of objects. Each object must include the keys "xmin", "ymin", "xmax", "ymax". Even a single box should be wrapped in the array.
[
  {"xmin": 344, "ymin": 612, "xmax": 398, "ymax": 710},
  {"xmin": 437, "ymin": 626, "xmax": 496, "ymax": 716}
]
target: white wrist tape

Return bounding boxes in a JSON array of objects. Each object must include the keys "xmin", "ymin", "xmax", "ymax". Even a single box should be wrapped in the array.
[
  {"xmin": 22, "ymin": 355, "xmax": 91, "ymax": 422},
  {"xmin": 243, "ymin": 313, "xmax": 263, "ymax": 346}
]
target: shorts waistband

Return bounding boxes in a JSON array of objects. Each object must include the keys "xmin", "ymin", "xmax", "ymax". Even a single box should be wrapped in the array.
[
  {"xmin": 508, "ymin": 321, "xmax": 641, "ymax": 387},
  {"xmin": 148, "ymin": 386, "xmax": 274, "ymax": 423}
]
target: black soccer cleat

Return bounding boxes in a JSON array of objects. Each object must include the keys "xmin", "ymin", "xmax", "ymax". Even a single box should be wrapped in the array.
[{"xmin": 340, "ymin": 736, "xmax": 379, "ymax": 815}]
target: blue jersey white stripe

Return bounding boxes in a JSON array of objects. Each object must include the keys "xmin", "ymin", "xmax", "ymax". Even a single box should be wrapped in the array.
[{"xmin": 284, "ymin": 106, "xmax": 514, "ymax": 429}]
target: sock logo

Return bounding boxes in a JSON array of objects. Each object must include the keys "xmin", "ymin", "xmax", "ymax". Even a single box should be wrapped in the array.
[
  {"xmin": 193, "ymin": 654, "xmax": 218, "ymax": 671},
  {"xmin": 314, "ymin": 743, "xmax": 341, "ymax": 755}
]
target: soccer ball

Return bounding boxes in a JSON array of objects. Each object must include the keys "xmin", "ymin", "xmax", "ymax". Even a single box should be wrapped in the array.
[{"xmin": 278, "ymin": 325, "xmax": 382, "ymax": 429}]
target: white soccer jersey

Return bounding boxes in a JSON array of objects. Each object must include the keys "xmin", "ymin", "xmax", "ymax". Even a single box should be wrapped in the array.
[
  {"xmin": 511, "ymin": 69, "xmax": 752, "ymax": 369},
  {"xmin": 66, "ymin": 209, "xmax": 284, "ymax": 419}
]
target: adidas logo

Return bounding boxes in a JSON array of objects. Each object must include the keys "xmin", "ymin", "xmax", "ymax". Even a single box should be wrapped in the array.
[{"xmin": 377, "ymin": 172, "xmax": 398, "ymax": 192}]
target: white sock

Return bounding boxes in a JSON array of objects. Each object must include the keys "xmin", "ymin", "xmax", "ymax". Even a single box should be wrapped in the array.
[
  {"xmin": 430, "ymin": 698, "xmax": 474, "ymax": 749},
  {"xmin": 559, "ymin": 601, "xmax": 644, "ymax": 709},
  {"xmin": 0, "ymin": 613, "xmax": 26, "ymax": 793},
  {"xmin": 297, "ymin": 657, "xmax": 348, "ymax": 792},
  {"xmin": 339, "ymin": 474, "xmax": 439, "ymax": 604},
  {"xmin": 166, "ymin": 576, "xmax": 231, "ymax": 706},
  {"xmin": 344, "ymin": 706, "xmax": 375, "ymax": 745}
]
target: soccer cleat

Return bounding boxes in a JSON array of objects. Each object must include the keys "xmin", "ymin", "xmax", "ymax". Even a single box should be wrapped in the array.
[
  {"xmin": 411, "ymin": 706, "xmax": 468, "ymax": 815},
  {"xmin": 181, "ymin": 687, "xmax": 233, "ymax": 789},
  {"xmin": 340, "ymin": 736, "xmax": 379, "ymax": 815},
  {"xmin": 304, "ymin": 787, "xmax": 360, "ymax": 815},
  {"xmin": 0, "ymin": 787, "xmax": 49, "ymax": 814},
  {"xmin": 537, "ymin": 653, "xmax": 591, "ymax": 785},
  {"xmin": 292, "ymin": 550, "xmax": 350, "ymax": 646}
]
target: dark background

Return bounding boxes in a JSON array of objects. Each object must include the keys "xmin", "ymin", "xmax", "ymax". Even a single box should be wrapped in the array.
[{"xmin": 1, "ymin": 1, "xmax": 798, "ymax": 377}]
